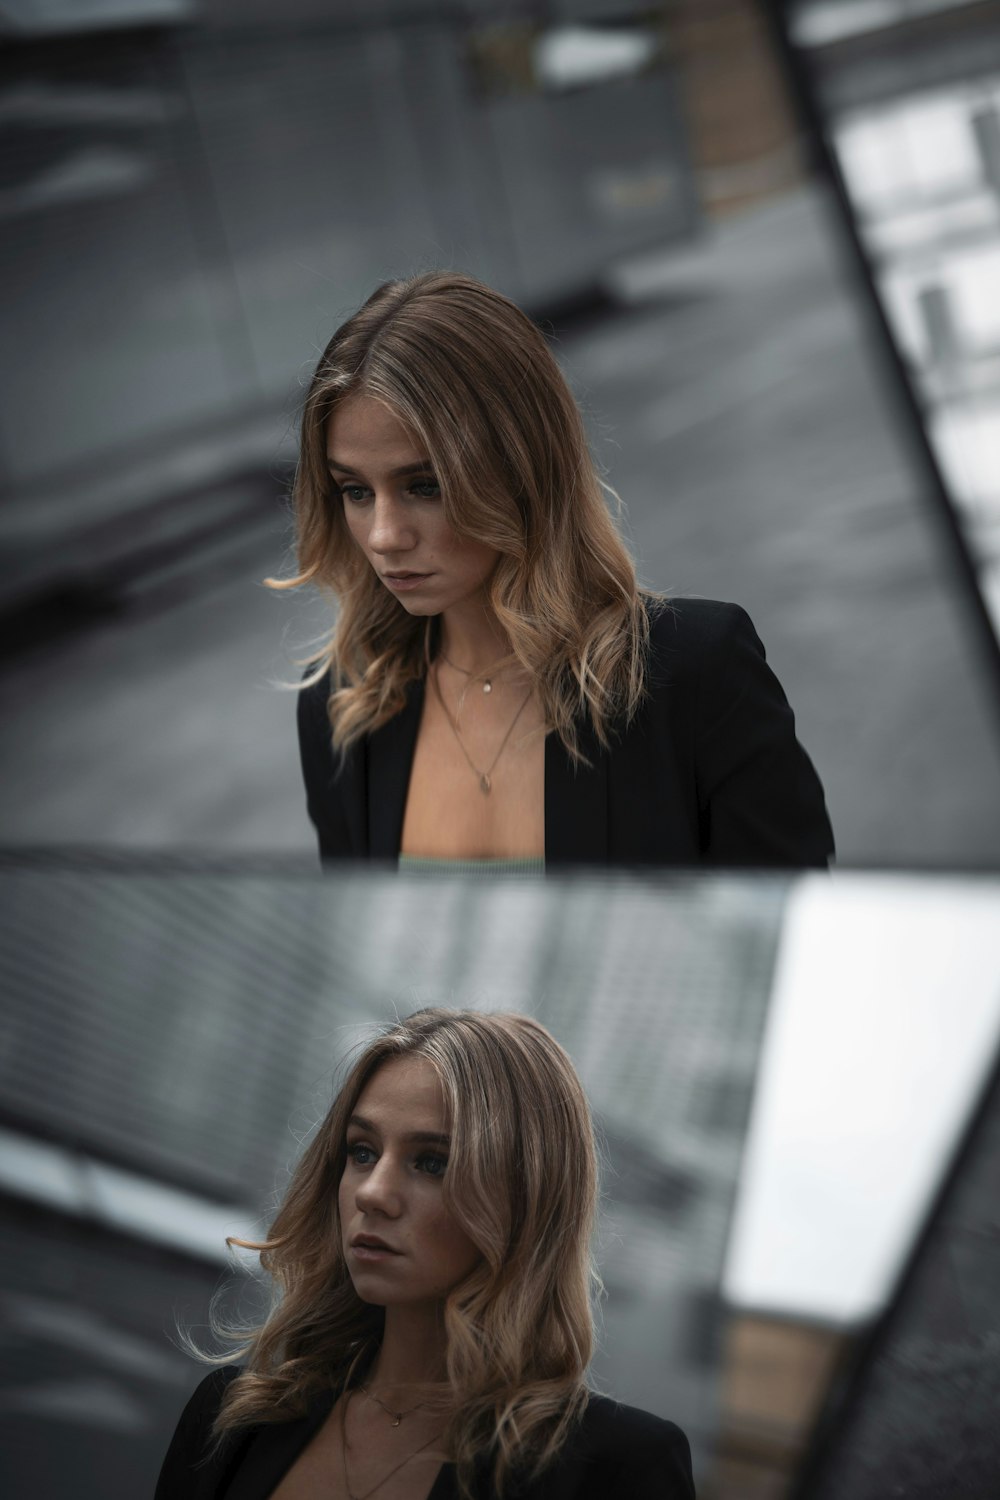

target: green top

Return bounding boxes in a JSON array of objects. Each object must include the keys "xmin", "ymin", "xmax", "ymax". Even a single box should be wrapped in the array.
[{"xmin": 398, "ymin": 854, "xmax": 545, "ymax": 878}]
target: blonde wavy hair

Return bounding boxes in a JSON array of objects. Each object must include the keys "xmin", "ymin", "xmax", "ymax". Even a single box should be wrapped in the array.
[
  {"xmin": 269, "ymin": 271, "xmax": 656, "ymax": 763},
  {"xmin": 214, "ymin": 1008, "xmax": 600, "ymax": 1498}
]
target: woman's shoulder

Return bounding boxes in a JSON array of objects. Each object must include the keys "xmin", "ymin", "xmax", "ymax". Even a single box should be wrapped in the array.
[
  {"xmin": 505, "ymin": 1393, "xmax": 693, "ymax": 1500},
  {"xmin": 644, "ymin": 594, "xmax": 759, "ymax": 656},
  {"xmin": 577, "ymin": 1391, "xmax": 692, "ymax": 1462},
  {"xmin": 524, "ymin": 1392, "xmax": 694, "ymax": 1499},
  {"xmin": 154, "ymin": 1366, "xmax": 245, "ymax": 1499},
  {"xmin": 184, "ymin": 1363, "xmax": 243, "ymax": 1414},
  {"xmin": 639, "ymin": 595, "xmax": 765, "ymax": 706},
  {"xmin": 164, "ymin": 1363, "xmax": 243, "ymax": 1447}
]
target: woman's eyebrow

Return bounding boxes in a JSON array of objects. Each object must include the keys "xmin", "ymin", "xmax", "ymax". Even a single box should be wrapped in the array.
[{"xmin": 326, "ymin": 459, "xmax": 435, "ymax": 478}]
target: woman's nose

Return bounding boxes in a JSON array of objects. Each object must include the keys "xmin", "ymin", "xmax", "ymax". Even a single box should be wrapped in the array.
[
  {"xmin": 367, "ymin": 495, "xmax": 416, "ymax": 555},
  {"xmin": 355, "ymin": 1158, "xmax": 403, "ymax": 1216}
]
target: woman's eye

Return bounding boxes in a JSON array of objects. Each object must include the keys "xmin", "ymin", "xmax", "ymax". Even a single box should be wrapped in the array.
[
  {"xmin": 347, "ymin": 1142, "xmax": 375, "ymax": 1165},
  {"xmin": 409, "ymin": 480, "xmax": 441, "ymax": 499},
  {"xmin": 337, "ymin": 484, "xmax": 370, "ymax": 505},
  {"xmin": 415, "ymin": 1152, "xmax": 448, "ymax": 1177}
]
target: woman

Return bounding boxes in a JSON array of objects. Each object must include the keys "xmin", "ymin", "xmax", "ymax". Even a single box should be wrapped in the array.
[
  {"xmin": 155, "ymin": 1009, "xmax": 695, "ymax": 1498},
  {"xmin": 280, "ymin": 272, "xmax": 833, "ymax": 871}
]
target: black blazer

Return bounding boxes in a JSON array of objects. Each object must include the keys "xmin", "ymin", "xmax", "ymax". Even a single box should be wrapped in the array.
[
  {"xmin": 155, "ymin": 1367, "xmax": 696, "ymax": 1500},
  {"xmin": 297, "ymin": 597, "xmax": 834, "ymax": 869}
]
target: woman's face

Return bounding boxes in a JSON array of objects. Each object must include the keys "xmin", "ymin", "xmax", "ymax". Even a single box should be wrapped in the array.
[
  {"xmin": 327, "ymin": 393, "xmax": 499, "ymax": 617},
  {"xmin": 339, "ymin": 1055, "xmax": 481, "ymax": 1311}
]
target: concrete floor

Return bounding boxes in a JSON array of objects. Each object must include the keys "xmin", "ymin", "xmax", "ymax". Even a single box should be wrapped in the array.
[{"xmin": 2, "ymin": 185, "xmax": 999, "ymax": 867}]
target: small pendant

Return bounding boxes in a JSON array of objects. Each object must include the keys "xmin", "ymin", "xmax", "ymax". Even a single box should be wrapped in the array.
[
  {"xmin": 483, "ymin": 680, "xmax": 492, "ymax": 694},
  {"xmin": 480, "ymin": 773, "xmax": 491, "ymax": 794},
  {"xmin": 391, "ymin": 1416, "xmax": 401, "ymax": 1428}
]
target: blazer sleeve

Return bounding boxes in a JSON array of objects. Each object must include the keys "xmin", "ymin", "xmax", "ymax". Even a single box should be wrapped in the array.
[
  {"xmin": 155, "ymin": 1366, "xmax": 244, "ymax": 1500},
  {"xmin": 296, "ymin": 672, "xmax": 354, "ymax": 861},
  {"xmin": 692, "ymin": 602, "xmax": 834, "ymax": 867}
]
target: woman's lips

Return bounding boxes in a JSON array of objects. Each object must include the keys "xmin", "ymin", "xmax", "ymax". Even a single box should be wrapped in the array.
[
  {"xmin": 351, "ymin": 1237, "xmax": 402, "ymax": 1261},
  {"xmin": 382, "ymin": 572, "xmax": 432, "ymax": 592}
]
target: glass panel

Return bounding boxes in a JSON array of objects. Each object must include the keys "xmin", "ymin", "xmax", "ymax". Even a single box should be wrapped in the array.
[{"xmin": 786, "ymin": 0, "xmax": 1000, "ymax": 642}]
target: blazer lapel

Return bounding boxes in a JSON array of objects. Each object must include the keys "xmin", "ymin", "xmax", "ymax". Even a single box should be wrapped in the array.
[
  {"xmin": 336, "ymin": 739, "xmax": 369, "ymax": 858},
  {"xmin": 544, "ymin": 721, "xmax": 609, "ymax": 867},
  {"xmin": 220, "ymin": 1391, "xmax": 336, "ymax": 1500},
  {"xmin": 220, "ymin": 1398, "xmax": 458, "ymax": 1500},
  {"xmin": 362, "ymin": 679, "xmax": 610, "ymax": 866},
  {"xmin": 367, "ymin": 678, "xmax": 425, "ymax": 860}
]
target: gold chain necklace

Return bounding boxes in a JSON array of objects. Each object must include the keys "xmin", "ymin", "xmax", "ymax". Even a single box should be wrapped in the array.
[
  {"xmin": 438, "ymin": 650, "xmax": 509, "ymax": 696},
  {"xmin": 358, "ymin": 1381, "xmax": 429, "ymax": 1427},
  {"xmin": 431, "ymin": 663, "xmax": 532, "ymax": 795},
  {"xmin": 340, "ymin": 1390, "xmax": 443, "ymax": 1500}
]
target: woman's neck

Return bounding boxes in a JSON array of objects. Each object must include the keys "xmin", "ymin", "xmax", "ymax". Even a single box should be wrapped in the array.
[
  {"xmin": 367, "ymin": 1305, "xmax": 449, "ymax": 1395},
  {"xmin": 438, "ymin": 598, "xmax": 512, "ymax": 677}
]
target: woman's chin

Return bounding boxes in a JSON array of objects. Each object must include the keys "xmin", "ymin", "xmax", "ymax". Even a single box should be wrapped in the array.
[
  {"xmin": 347, "ymin": 1274, "xmax": 389, "ymax": 1306},
  {"xmin": 393, "ymin": 598, "xmax": 438, "ymax": 617}
]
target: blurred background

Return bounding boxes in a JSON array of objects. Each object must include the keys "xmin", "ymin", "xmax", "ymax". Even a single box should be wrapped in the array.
[
  {"xmin": 3, "ymin": 3, "xmax": 1000, "ymax": 1499},
  {"xmin": 1, "ymin": 0, "xmax": 1000, "ymax": 864}
]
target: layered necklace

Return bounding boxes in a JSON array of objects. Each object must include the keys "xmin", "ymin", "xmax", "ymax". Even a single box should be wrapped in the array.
[
  {"xmin": 339, "ymin": 1387, "xmax": 444, "ymax": 1500},
  {"xmin": 358, "ymin": 1382, "xmax": 429, "ymax": 1427},
  {"xmin": 437, "ymin": 649, "xmax": 507, "ymax": 696},
  {"xmin": 431, "ymin": 660, "xmax": 532, "ymax": 796}
]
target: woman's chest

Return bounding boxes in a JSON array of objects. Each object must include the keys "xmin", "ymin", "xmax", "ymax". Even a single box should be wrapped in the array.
[
  {"xmin": 400, "ymin": 686, "xmax": 546, "ymax": 860},
  {"xmin": 266, "ymin": 1403, "xmax": 448, "ymax": 1500}
]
